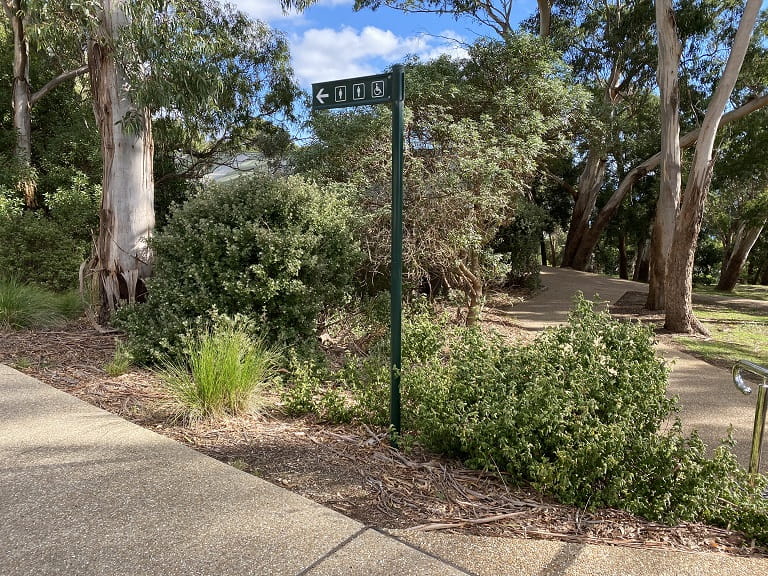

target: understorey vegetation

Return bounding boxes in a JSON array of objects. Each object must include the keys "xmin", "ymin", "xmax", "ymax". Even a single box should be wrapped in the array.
[
  {"xmin": 4, "ymin": 0, "xmax": 768, "ymax": 551},
  {"xmin": 282, "ymin": 296, "xmax": 768, "ymax": 544}
]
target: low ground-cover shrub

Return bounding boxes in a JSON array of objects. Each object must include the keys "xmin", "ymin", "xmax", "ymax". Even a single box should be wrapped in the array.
[
  {"xmin": 284, "ymin": 295, "xmax": 768, "ymax": 542},
  {"xmin": 160, "ymin": 317, "xmax": 279, "ymax": 422},
  {"xmin": 118, "ymin": 174, "xmax": 361, "ymax": 362}
]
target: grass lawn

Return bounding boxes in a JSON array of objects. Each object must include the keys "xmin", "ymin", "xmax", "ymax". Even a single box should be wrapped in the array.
[
  {"xmin": 674, "ymin": 294, "xmax": 768, "ymax": 368},
  {"xmin": 693, "ymin": 283, "xmax": 768, "ymax": 302}
]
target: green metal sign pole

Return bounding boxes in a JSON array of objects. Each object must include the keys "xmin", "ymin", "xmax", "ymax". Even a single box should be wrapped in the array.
[
  {"xmin": 312, "ymin": 65, "xmax": 404, "ymax": 443},
  {"xmin": 390, "ymin": 64, "xmax": 404, "ymax": 441}
]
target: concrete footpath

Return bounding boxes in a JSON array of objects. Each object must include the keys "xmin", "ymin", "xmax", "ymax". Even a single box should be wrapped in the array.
[{"xmin": 2, "ymin": 268, "xmax": 767, "ymax": 575}]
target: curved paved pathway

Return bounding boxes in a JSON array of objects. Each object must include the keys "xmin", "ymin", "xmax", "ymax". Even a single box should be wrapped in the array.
[{"xmin": 510, "ymin": 267, "xmax": 765, "ymax": 469}]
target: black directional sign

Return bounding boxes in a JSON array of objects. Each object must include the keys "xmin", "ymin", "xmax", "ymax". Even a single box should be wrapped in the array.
[{"xmin": 311, "ymin": 72, "xmax": 392, "ymax": 110}]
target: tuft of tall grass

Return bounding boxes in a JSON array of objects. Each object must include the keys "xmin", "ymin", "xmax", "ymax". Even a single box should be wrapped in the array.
[
  {"xmin": 160, "ymin": 322, "xmax": 279, "ymax": 422},
  {"xmin": 0, "ymin": 277, "xmax": 68, "ymax": 329},
  {"xmin": 55, "ymin": 290, "xmax": 85, "ymax": 320},
  {"xmin": 104, "ymin": 341, "xmax": 134, "ymax": 377}
]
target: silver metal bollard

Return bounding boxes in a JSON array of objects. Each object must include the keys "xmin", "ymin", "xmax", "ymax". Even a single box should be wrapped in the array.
[{"xmin": 732, "ymin": 360, "xmax": 768, "ymax": 474}]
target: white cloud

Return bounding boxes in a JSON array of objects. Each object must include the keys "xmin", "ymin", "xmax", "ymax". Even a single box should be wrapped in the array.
[
  {"xmin": 233, "ymin": 0, "xmax": 303, "ymax": 21},
  {"xmin": 291, "ymin": 25, "xmax": 468, "ymax": 86},
  {"xmin": 233, "ymin": 0, "xmax": 354, "ymax": 22}
]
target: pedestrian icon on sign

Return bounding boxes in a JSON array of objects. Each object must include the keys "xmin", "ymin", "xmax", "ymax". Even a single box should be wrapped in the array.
[
  {"xmin": 353, "ymin": 83, "xmax": 365, "ymax": 100},
  {"xmin": 335, "ymin": 86, "xmax": 347, "ymax": 102},
  {"xmin": 372, "ymin": 80, "xmax": 384, "ymax": 98}
]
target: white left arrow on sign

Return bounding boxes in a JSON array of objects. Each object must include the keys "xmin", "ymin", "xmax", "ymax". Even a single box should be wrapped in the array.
[{"xmin": 315, "ymin": 88, "xmax": 329, "ymax": 104}]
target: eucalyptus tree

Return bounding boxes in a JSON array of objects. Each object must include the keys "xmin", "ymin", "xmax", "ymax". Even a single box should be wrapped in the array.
[
  {"xmin": 659, "ymin": 0, "xmax": 762, "ymax": 333},
  {"xmin": 707, "ymin": 111, "xmax": 768, "ymax": 291},
  {"xmin": 2, "ymin": 0, "xmax": 88, "ymax": 207},
  {"xmin": 78, "ymin": 0, "xmax": 296, "ymax": 322},
  {"xmin": 297, "ymin": 37, "xmax": 587, "ymax": 324},
  {"xmin": 548, "ymin": 0, "xmax": 660, "ymax": 271}
]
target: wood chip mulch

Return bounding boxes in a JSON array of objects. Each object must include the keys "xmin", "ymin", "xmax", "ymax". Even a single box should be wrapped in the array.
[{"xmin": 1, "ymin": 320, "xmax": 766, "ymax": 559}]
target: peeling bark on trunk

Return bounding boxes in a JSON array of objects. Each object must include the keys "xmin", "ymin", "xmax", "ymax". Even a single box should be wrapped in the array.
[
  {"xmin": 664, "ymin": 175, "xmax": 712, "ymax": 335},
  {"xmin": 648, "ymin": 0, "xmax": 682, "ymax": 311},
  {"xmin": 716, "ymin": 222, "xmax": 764, "ymax": 291},
  {"xmin": 664, "ymin": 0, "xmax": 761, "ymax": 334},
  {"xmin": 88, "ymin": 0, "xmax": 155, "ymax": 324}
]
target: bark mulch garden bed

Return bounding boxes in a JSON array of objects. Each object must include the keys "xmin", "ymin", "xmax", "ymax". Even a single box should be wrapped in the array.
[{"xmin": 1, "ymin": 310, "xmax": 766, "ymax": 559}]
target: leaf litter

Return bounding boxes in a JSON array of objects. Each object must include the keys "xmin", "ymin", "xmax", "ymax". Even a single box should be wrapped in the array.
[{"xmin": 1, "ymin": 320, "xmax": 765, "ymax": 559}]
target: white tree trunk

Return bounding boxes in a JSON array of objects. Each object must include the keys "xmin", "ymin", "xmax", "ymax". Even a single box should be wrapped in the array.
[
  {"xmin": 88, "ymin": 0, "xmax": 154, "ymax": 323},
  {"xmin": 4, "ymin": 4, "xmax": 89, "ymax": 210},
  {"xmin": 4, "ymin": 2, "xmax": 35, "ymax": 206},
  {"xmin": 665, "ymin": 0, "xmax": 762, "ymax": 333},
  {"xmin": 647, "ymin": 0, "xmax": 682, "ymax": 310}
]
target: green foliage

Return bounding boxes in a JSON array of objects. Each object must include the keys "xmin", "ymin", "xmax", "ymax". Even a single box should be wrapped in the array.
[
  {"xmin": 281, "ymin": 354, "xmax": 328, "ymax": 417},
  {"xmin": 693, "ymin": 232, "xmax": 723, "ymax": 285},
  {"xmin": 118, "ymin": 174, "xmax": 361, "ymax": 362},
  {"xmin": 44, "ymin": 173, "xmax": 100, "ymax": 244},
  {"xmin": 297, "ymin": 36, "xmax": 588, "ymax": 305},
  {"xmin": 160, "ymin": 318, "xmax": 279, "ymax": 422},
  {"xmin": 117, "ymin": 0, "xmax": 298, "ymax": 178},
  {"xmin": 0, "ymin": 30, "xmax": 100, "ymax": 292},
  {"xmin": 0, "ymin": 277, "xmax": 71, "ymax": 329},
  {"xmin": 493, "ymin": 198, "xmax": 548, "ymax": 287},
  {"xmin": 104, "ymin": 341, "xmax": 134, "ymax": 377},
  {"xmin": 0, "ymin": 211, "xmax": 90, "ymax": 291},
  {"xmin": 280, "ymin": 297, "xmax": 392, "ymax": 424},
  {"xmin": 312, "ymin": 295, "xmax": 768, "ymax": 541}
]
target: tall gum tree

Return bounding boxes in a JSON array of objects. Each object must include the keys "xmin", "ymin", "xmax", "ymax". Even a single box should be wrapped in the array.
[
  {"xmin": 647, "ymin": 0, "xmax": 682, "ymax": 310},
  {"xmin": 3, "ymin": 0, "xmax": 88, "ymax": 207},
  {"xmin": 663, "ymin": 0, "xmax": 762, "ymax": 333},
  {"xmin": 87, "ymin": 0, "xmax": 153, "ymax": 320},
  {"xmin": 78, "ymin": 0, "xmax": 297, "ymax": 323}
]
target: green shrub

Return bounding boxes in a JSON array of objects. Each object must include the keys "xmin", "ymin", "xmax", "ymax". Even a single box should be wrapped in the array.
[
  {"xmin": 160, "ymin": 318, "xmax": 279, "ymax": 422},
  {"xmin": 328, "ymin": 295, "xmax": 768, "ymax": 542},
  {"xmin": 118, "ymin": 174, "xmax": 361, "ymax": 362},
  {"xmin": 44, "ymin": 173, "xmax": 100, "ymax": 245},
  {"xmin": 0, "ymin": 174, "xmax": 99, "ymax": 292},
  {"xmin": 0, "ymin": 277, "xmax": 68, "ymax": 328},
  {"xmin": 492, "ymin": 198, "xmax": 546, "ymax": 288},
  {"xmin": 0, "ymin": 212, "xmax": 89, "ymax": 291}
]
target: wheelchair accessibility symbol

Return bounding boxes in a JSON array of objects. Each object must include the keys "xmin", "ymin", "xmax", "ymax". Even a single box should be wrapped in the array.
[{"xmin": 372, "ymin": 80, "xmax": 385, "ymax": 98}]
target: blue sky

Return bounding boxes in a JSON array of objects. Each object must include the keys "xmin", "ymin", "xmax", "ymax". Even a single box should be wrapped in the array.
[{"xmin": 232, "ymin": 0, "xmax": 540, "ymax": 90}]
